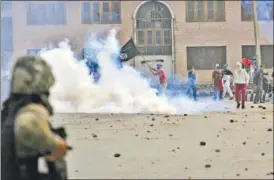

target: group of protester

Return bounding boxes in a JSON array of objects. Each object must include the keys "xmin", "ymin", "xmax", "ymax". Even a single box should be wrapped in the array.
[{"xmin": 149, "ymin": 60, "xmax": 271, "ymax": 109}]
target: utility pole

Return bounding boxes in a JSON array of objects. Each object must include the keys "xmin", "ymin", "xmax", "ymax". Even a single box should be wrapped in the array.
[{"xmin": 252, "ymin": 0, "xmax": 262, "ymax": 67}]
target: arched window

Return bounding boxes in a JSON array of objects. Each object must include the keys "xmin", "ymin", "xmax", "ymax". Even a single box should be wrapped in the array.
[{"xmin": 135, "ymin": 1, "xmax": 172, "ymax": 55}]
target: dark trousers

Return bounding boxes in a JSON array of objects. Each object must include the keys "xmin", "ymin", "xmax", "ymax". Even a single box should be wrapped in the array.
[{"xmin": 186, "ymin": 84, "xmax": 197, "ymax": 100}]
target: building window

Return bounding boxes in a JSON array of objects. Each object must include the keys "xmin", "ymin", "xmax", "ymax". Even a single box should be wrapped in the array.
[
  {"xmin": 1, "ymin": 16, "xmax": 13, "ymax": 51},
  {"xmin": 187, "ymin": 46, "xmax": 227, "ymax": 70},
  {"xmin": 26, "ymin": 2, "xmax": 66, "ymax": 25},
  {"xmin": 241, "ymin": 1, "xmax": 273, "ymax": 21},
  {"xmin": 242, "ymin": 45, "xmax": 273, "ymax": 68},
  {"xmin": 135, "ymin": 1, "xmax": 172, "ymax": 55},
  {"xmin": 81, "ymin": 1, "xmax": 121, "ymax": 24},
  {"xmin": 186, "ymin": 1, "xmax": 225, "ymax": 22},
  {"xmin": 27, "ymin": 49, "xmax": 42, "ymax": 55}
]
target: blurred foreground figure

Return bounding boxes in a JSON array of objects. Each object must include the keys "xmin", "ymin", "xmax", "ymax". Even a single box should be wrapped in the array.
[
  {"xmin": 233, "ymin": 61, "xmax": 249, "ymax": 109},
  {"xmin": 186, "ymin": 66, "xmax": 198, "ymax": 101},
  {"xmin": 148, "ymin": 63, "xmax": 167, "ymax": 96},
  {"xmin": 1, "ymin": 56, "xmax": 69, "ymax": 180}
]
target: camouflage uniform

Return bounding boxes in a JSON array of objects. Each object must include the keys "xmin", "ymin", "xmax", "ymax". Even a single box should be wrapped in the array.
[{"xmin": 1, "ymin": 55, "xmax": 68, "ymax": 180}]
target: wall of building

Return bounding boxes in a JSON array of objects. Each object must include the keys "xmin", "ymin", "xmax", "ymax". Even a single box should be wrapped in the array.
[{"xmin": 9, "ymin": 1, "xmax": 273, "ymax": 83}]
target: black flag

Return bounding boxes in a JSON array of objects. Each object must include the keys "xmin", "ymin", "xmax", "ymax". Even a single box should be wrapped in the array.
[{"xmin": 119, "ymin": 37, "xmax": 140, "ymax": 62}]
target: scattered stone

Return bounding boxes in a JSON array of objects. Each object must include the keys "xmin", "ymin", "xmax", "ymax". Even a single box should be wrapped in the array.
[
  {"xmin": 150, "ymin": 113, "xmax": 154, "ymax": 115},
  {"xmin": 172, "ymin": 149, "xmax": 176, "ymax": 152},
  {"xmin": 262, "ymin": 117, "xmax": 266, "ymax": 119},
  {"xmin": 236, "ymin": 173, "xmax": 240, "ymax": 177},
  {"xmin": 205, "ymin": 164, "xmax": 211, "ymax": 168},
  {"xmin": 74, "ymin": 170, "xmax": 78, "ymax": 172},
  {"xmin": 261, "ymin": 152, "xmax": 265, "ymax": 156},
  {"xmin": 147, "ymin": 130, "xmax": 151, "ymax": 133},
  {"xmin": 164, "ymin": 115, "xmax": 169, "ymax": 118},
  {"xmin": 215, "ymin": 149, "xmax": 221, "ymax": 153},
  {"xmin": 167, "ymin": 119, "xmax": 170, "ymax": 121},
  {"xmin": 217, "ymin": 134, "xmax": 220, "ymax": 138},
  {"xmin": 149, "ymin": 124, "xmax": 154, "ymax": 127},
  {"xmin": 242, "ymin": 141, "xmax": 246, "ymax": 145},
  {"xmin": 267, "ymin": 128, "xmax": 273, "ymax": 132},
  {"xmin": 266, "ymin": 172, "xmax": 273, "ymax": 176},
  {"xmin": 204, "ymin": 116, "xmax": 207, "ymax": 119},
  {"xmin": 177, "ymin": 147, "xmax": 180, "ymax": 150},
  {"xmin": 151, "ymin": 117, "xmax": 155, "ymax": 121},
  {"xmin": 230, "ymin": 119, "xmax": 234, "ymax": 123},
  {"xmin": 84, "ymin": 128, "xmax": 87, "ymax": 130},
  {"xmin": 223, "ymin": 128, "xmax": 227, "ymax": 131},
  {"xmin": 184, "ymin": 167, "xmax": 188, "ymax": 170},
  {"xmin": 135, "ymin": 134, "xmax": 139, "ymax": 137},
  {"xmin": 200, "ymin": 141, "xmax": 206, "ymax": 146},
  {"xmin": 114, "ymin": 153, "xmax": 121, "ymax": 158},
  {"xmin": 184, "ymin": 114, "xmax": 188, "ymax": 116},
  {"xmin": 251, "ymin": 105, "xmax": 254, "ymax": 108},
  {"xmin": 92, "ymin": 133, "xmax": 97, "ymax": 138},
  {"xmin": 262, "ymin": 107, "xmax": 266, "ymax": 110},
  {"xmin": 258, "ymin": 105, "xmax": 263, "ymax": 108},
  {"xmin": 95, "ymin": 118, "xmax": 99, "ymax": 121},
  {"xmin": 169, "ymin": 134, "xmax": 173, "ymax": 137},
  {"xmin": 245, "ymin": 114, "xmax": 248, "ymax": 117},
  {"xmin": 110, "ymin": 125, "xmax": 113, "ymax": 128},
  {"xmin": 245, "ymin": 168, "xmax": 248, "ymax": 171}
]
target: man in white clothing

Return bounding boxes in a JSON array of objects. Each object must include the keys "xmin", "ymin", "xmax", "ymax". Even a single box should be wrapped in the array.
[{"xmin": 222, "ymin": 64, "xmax": 234, "ymax": 100}]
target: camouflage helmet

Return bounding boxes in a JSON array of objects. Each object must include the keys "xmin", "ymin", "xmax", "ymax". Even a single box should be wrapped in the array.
[{"xmin": 10, "ymin": 55, "xmax": 55, "ymax": 94}]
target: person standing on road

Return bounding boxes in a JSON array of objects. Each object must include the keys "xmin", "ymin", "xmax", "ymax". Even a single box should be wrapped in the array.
[
  {"xmin": 212, "ymin": 64, "xmax": 224, "ymax": 101},
  {"xmin": 1, "ymin": 55, "xmax": 69, "ymax": 180},
  {"xmin": 222, "ymin": 64, "xmax": 234, "ymax": 100},
  {"xmin": 186, "ymin": 66, "xmax": 198, "ymax": 101},
  {"xmin": 148, "ymin": 63, "xmax": 167, "ymax": 96},
  {"xmin": 233, "ymin": 61, "xmax": 249, "ymax": 109},
  {"xmin": 253, "ymin": 64, "xmax": 266, "ymax": 103}
]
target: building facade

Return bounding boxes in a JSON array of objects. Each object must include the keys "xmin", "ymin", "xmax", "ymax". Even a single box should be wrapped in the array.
[{"xmin": 4, "ymin": 1, "xmax": 274, "ymax": 83}]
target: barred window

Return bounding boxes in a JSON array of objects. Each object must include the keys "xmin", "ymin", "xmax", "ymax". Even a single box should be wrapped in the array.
[
  {"xmin": 187, "ymin": 46, "xmax": 227, "ymax": 70},
  {"xmin": 136, "ymin": 1, "xmax": 172, "ymax": 55},
  {"xmin": 186, "ymin": 1, "xmax": 225, "ymax": 22},
  {"xmin": 26, "ymin": 2, "xmax": 66, "ymax": 25},
  {"xmin": 82, "ymin": 1, "xmax": 121, "ymax": 24},
  {"xmin": 242, "ymin": 45, "xmax": 273, "ymax": 68}
]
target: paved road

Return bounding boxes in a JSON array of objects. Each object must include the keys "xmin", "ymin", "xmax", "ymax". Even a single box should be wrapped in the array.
[{"xmin": 51, "ymin": 102, "xmax": 273, "ymax": 179}]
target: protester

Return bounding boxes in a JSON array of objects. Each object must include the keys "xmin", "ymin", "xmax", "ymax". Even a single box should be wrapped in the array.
[
  {"xmin": 222, "ymin": 64, "xmax": 234, "ymax": 100},
  {"xmin": 186, "ymin": 66, "xmax": 198, "ymax": 101},
  {"xmin": 148, "ymin": 63, "xmax": 167, "ymax": 95},
  {"xmin": 253, "ymin": 65, "xmax": 265, "ymax": 104},
  {"xmin": 212, "ymin": 64, "xmax": 224, "ymax": 101},
  {"xmin": 233, "ymin": 61, "xmax": 249, "ymax": 109},
  {"xmin": 1, "ymin": 55, "xmax": 69, "ymax": 180}
]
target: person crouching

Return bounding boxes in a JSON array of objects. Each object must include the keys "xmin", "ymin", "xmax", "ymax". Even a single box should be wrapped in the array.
[{"xmin": 233, "ymin": 62, "xmax": 249, "ymax": 109}]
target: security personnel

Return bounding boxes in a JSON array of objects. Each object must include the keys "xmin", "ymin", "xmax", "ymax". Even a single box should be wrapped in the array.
[{"xmin": 1, "ymin": 55, "xmax": 69, "ymax": 180}]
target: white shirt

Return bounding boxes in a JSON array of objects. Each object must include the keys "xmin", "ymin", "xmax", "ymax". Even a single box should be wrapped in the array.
[{"xmin": 233, "ymin": 69, "xmax": 249, "ymax": 84}]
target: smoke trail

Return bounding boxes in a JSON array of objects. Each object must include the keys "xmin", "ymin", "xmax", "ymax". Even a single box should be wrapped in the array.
[{"xmin": 38, "ymin": 29, "xmax": 232, "ymax": 114}]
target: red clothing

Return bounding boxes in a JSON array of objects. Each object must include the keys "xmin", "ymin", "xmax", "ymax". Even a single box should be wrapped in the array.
[
  {"xmin": 212, "ymin": 70, "xmax": 224, "ymax": 91},
  {"xmin": 235, "ymin": 83, "xmax": 246, "ymax": 105},
  {"xmin": 158, "ymin": 69, "xmax": 167, "ymax": 84}
]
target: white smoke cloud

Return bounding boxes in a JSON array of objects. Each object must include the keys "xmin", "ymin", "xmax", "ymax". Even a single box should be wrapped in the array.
[{"xmin": 38, "ymin": 29, "xmax": 231, "ymax": 114}]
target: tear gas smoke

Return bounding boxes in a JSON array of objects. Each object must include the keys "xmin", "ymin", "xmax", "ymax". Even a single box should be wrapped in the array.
[{"xmin": 39, "ymin": 29, "xmax": 232, "ymax": 114}]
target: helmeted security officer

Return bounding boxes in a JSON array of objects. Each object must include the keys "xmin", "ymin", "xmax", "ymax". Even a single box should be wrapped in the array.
[{"xmin": 1, "ymin": 55, "xmax": 69, "ymax": 180}]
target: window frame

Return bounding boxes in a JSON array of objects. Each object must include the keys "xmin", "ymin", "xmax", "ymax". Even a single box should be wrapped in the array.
[
  {"xmin": 186, "ymin": 1, "xmax": 226, "ymax": 22},
  {"xmin": 186, "ymin": 46, "xmax": 227, "ymax": 70},
  {"xmin": 82, "ymin": 1, "xmax": 121, "ymax": 24}
]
